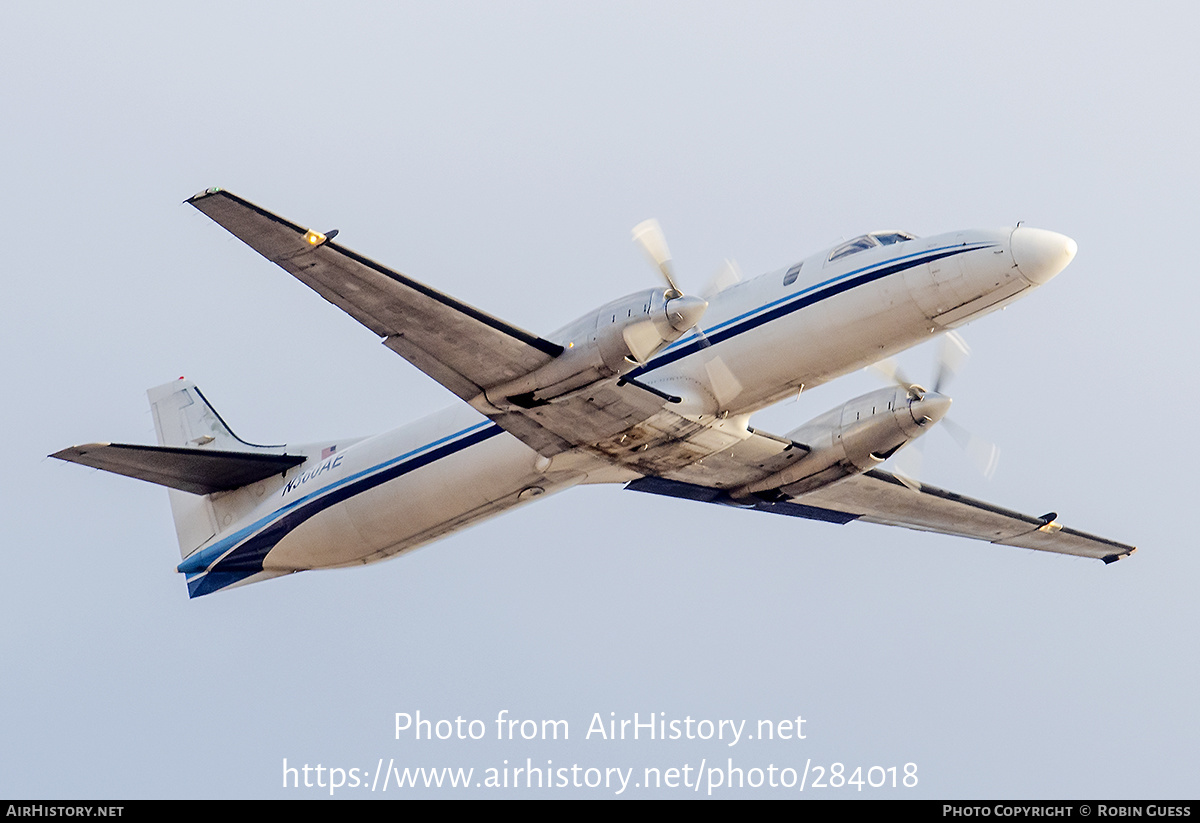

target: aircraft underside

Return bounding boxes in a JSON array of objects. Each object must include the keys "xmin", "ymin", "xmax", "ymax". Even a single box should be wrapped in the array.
[{"xmin": 51, "ymin": 190, "xmax": 1133, "ymax": 598}]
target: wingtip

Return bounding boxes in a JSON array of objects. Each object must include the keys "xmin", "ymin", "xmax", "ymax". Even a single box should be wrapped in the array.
[
  {"xmin": 1102, "ymin": 546, "xmax": 1137, "ymax": 564},
  {"xmin": 50, "ymin": 443, "xmax": 113, "ymax": 461},
  {"xmin": 185, "ymin": 186, "xmax": 224, "ymax": 204}
]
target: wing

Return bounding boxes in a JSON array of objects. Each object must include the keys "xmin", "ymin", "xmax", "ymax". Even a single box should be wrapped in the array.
[
  {"xmin": 628, "ymin": 460, "xmax": 1136, "ymax": 564},
  {"xmin": 187, "ymin": 188, "xmax": 563, "ymax": 401},
  {"xmin": 187, "ymin": 189, "xmax": 680, "ymax": 457}
]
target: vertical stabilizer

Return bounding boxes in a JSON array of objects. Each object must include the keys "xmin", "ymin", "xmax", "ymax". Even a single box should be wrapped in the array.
[
  {"xmin": 148, "ymin": 379, "xmax": 272, "ymax": 450},
  {"xmin": 147, "ymin": 379, "xmax": 277, "ymax": 559}
]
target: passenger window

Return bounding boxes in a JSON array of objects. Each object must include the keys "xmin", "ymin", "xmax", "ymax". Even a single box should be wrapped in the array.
[{"xmin": 783, "ymin": 262, "xmax": 802, "ymax": 286}]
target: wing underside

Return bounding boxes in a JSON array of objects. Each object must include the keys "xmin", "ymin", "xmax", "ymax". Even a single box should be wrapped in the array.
[
  {"xmin": 187, "ymin": 188, "xmax": 563, "ymax": 402},
  {"xmin": 628, "ymin": 467, "xmax": 1135, "ymax": 563}
]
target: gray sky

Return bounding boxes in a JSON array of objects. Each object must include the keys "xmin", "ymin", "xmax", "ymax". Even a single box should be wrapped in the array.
[{"xmin": 3, "ymin": 1, "xmax": 1196, "ymax": 798}]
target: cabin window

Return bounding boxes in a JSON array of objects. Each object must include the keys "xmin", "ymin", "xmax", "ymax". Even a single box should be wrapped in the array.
[{"xmin": 783, "ymin": 262, "xmax": 802, "ymax": 286}]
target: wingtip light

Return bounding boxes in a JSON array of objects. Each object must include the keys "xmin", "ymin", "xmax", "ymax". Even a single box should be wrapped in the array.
[{"xmin": 186, "ymin": 186, "xmax": 222, "ymax": 203}]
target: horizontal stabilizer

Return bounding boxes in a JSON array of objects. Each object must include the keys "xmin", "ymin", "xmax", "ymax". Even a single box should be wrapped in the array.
[{"xmin": 51, "ymin": 443, "xmax": 305, "ymax": 496}]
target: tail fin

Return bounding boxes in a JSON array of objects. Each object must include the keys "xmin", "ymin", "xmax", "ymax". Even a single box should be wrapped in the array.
[
  {"xmin": 146, "ymin": 379, "xmax": 287, "ymax": 559},
  {"xmin": 51, "ymin": 378, "xmax": 306, "ymax": 596},
  {"xmin": 148, "ymin": 379, "xmax": 279, "ymax": 451}
]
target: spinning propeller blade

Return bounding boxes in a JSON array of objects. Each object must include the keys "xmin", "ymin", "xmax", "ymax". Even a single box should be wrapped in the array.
[
  {"xmin": 868, "ymin": 332, "xmax": 999, "ymax": 486},
  {"xmin": 632, "ymin": 219, "xmax": 681, "ymax": 297},
  {"xmin": 631, "ymin": 219, "xmax": 742, "ymax": 408}
]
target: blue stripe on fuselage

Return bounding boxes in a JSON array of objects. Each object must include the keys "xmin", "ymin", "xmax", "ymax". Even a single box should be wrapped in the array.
[
  {"xmin": 182, "ymin": 420, "xmax": 504, "ymax": 597},
  {"xmin": 628, "ymin": 242, "xmax": 994, "ymax": 378}
]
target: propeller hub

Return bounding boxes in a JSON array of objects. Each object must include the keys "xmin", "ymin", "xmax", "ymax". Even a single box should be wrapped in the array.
[
  {"xmin": 665, "ymin": 294, "xmax": 708, "ymax": 333},
  {"xmin": 910, "ymin": 391, "xmax": 951, "ymax": 427}
]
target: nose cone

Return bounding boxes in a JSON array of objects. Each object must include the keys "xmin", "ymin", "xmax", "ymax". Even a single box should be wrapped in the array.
[
  {"xmin": 665, "ymin": 294, "xmax": 708, "ymax": 332},
  {"xmin": 911, "ymin": 391, "xmax": 952, "ymax": 427},
  {"xmin": 1011, "ymin": 227, "xmax": 1078, "ymax": 285}
]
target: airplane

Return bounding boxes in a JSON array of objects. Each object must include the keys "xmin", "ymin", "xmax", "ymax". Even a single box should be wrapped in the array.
[{"xmin": 52, "ymin": 188, "xmax": 1136, "ymax": 598}]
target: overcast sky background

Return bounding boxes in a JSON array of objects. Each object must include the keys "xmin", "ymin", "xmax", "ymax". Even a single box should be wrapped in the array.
[{"xmin": 3, "ymin": 2, "xmax": 1196, "ymax": 798}]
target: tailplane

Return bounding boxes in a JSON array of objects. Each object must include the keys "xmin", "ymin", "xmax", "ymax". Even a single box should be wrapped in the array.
[{"xmin": 52, "ymin": 379, "xmax": 303, "ymax": 560}]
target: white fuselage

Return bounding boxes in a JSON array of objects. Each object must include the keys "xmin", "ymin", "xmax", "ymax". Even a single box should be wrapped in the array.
[{"xmin": 179, "ymin": 226, "xmax": 1070, "ymax": 595}]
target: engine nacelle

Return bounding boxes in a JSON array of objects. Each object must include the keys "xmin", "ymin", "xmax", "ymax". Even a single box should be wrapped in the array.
[
  {"xmin": 484, "ymin": 288, "xmax": 706, "ymax": 409},
  {"xmin": 735, "ymin": 385, "xmax": 950, "ymax": 500}
]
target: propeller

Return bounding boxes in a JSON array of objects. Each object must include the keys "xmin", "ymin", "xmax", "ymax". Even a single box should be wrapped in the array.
[
  {"xmin": 869, "ymin": 331, "xmax": 999, "ymax": 490},
  {"xmin": 871, "ymin": 331, "xmax": 970, "ymax": 399},
  {"xmin": 632, "ymin": 219, "xmax": 683, "ymax": 298},
  {"xmin": 631, "ymin": 219, "xmax": 742, "ymax": 408},
  {"xmin": 703, "ymin": 258, "xmax": 743, "ymax": 298}
]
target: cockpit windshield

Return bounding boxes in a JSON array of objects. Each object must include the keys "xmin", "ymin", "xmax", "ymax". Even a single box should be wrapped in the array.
[
  {"xmin": 827, "ymin": 231, "xmax": 917, "ymax": 263},
  {"xmin": 870, "ymin": 231, "xmax": 917, "ymax": 246},
  {"xmin": 828, "ymin": 235, "xmax": 877, "ymax": 262}
]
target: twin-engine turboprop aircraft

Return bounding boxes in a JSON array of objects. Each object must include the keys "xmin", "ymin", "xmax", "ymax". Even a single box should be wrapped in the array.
[{"xmin": 52, "ymin": 189, "xmax": 1135, "ymax": 597}]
